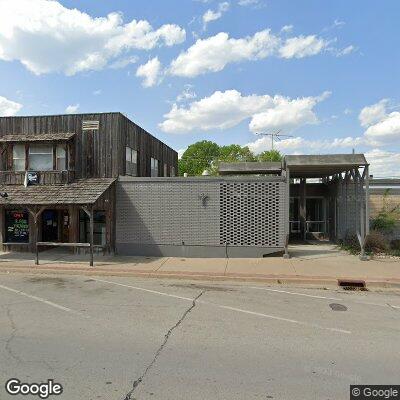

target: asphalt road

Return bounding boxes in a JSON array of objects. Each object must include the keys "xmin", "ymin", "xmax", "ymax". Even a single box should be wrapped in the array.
[{"xmin": 0, "ymin": 273, "xmax": 399, "ymax": 400}]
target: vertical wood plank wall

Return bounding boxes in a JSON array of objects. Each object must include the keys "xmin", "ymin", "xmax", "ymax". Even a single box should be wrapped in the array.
[{"xmin": 0, "ymin": 112, "xmax": 178, "ymax": 179}]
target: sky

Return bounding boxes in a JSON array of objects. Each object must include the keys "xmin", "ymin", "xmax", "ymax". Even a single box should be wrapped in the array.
[{"xmin": 0, "ymin": 0, "xmax": 399, "ymax": 177}]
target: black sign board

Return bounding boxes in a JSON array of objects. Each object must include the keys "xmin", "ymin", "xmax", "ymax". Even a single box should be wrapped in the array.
[
  {"xmin": 27, "ymin": 172, "xmax": 39, "ymax": 186},
  {"xmin": 5, "ymin": 210, "xmax": 29, "ymax": 243}
]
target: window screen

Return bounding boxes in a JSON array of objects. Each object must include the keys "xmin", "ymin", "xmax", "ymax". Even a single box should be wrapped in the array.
[
  {"xmin": 56, "ymin": 145, "xmax": 66, "ymax": 170},
  {"xmin": 13, "ymin": 144, "xmax": 26, "ymax": 171},
  {"xmin": 29, "ymin": 144, "xmax": 53, "ymax": 171}
]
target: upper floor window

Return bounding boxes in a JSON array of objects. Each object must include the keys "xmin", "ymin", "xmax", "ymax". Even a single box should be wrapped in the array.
[
  {"xmin": 56, "ymin": 145, "xmax": 66, "ymax": 170},
  {"xmin": 163, "ymin": 163, "xmax": 168, "ymax": 177},
  {"xmin": 150, "ymin": 157, "xmax": 159, "ymax": 177},
  {"xmin": 125, "ymin": 146, "xmax": 138, "ymax": 176},
  {"xmin": 13, "ymin": 144, "xmax": 26, "ymax": 171},
  {"xmin": 170, "ymin": 166, "xmax": 176, "ymax": 177},
  {"xmin": 29, "ymin": 144, "xmax": 53, "ymax": 171}
]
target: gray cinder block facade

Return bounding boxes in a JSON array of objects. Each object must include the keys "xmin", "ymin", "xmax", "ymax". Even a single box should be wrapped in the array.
[{"xmin": 116, "ymin": 176, "xmax": 286, "ymax": 257}]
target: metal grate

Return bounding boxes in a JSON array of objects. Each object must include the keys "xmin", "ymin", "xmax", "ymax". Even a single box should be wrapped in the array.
[
  {"xmin": 82, "ymin": 120, "xmax": 99, "ymax": 131},
  {"xmin": 219, "ymin": 182, "xmax": 285, "ymax": 247}
]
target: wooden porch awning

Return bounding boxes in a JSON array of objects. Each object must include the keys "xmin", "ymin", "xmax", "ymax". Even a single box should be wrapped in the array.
[
  {"xmin": 0, "ymin": 178, "xmax": 115, "ymax": 205},
  {"xmin": 0, "ymin": 132, "xmax": 75, "ymax": 143}
]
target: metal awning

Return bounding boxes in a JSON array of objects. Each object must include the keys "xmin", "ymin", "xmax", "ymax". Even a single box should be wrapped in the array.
[
  {"xmin": 0, "ymin": 178, "xmax": 115, "ymax": 205},
  {"xmin": 218, "ymin": 161, "xmax": 282, "ymax": 175},
  {"xmin": 0, "ymin": 132, "xmax": 75, "ymax": 143},
  {"xmin": 284, "ymin": 154, "xmax": 368, "ymax": 178}
]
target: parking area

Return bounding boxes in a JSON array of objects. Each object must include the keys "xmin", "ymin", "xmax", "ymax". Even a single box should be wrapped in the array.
[{"xmin": 0, "ymin": 273, "xmax": 399, "ymax": 399}]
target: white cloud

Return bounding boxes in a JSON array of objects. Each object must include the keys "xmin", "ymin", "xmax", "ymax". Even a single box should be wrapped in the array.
[
  {"xmin": 65, "ymin": 104, "xmax": 79, "ymax": 114},
  {"xmin": 238, "ymin": 0, "xmax": 261, "ymax": 6},
  {"xmin": 359, "ymin": 99, "xmax": 389, "ymax": 127},
  {"xmin": 93, "ymin": 89, "xmax": 102, "ymax": 96},
  {"xmin": 365, "ymin": 149, "xmax": 400, "ymax": 178},
  {"xmin": 0, "ymin": 95, "xmax": 22, "ymax": 116},
  {"xmin": 281, "ymin": 25, "xmax": 294, "ymax": 33},
  {"xmin": 279, "ymin": 35, "xmax": 328, "ymax": 59},
  {"xmin": 359, "ymin": 99, "xmax": 400, "ymax": 144},
  {"xmin": 168, "ymin": 29, "xmax": 334, "ymax": 78},
  {"xmin": 247, "ymin": 135, "xmax": 363, "ymax": 154},
  {"xmin": 169, "ymin": 30, "xmax": 279, "ymax": 77},
  {"xmin": 159, "ymin": 89, "xmax": 329, "ymax": 134},
  {"xmin": 202, "ymin": 2, "xmax": 230, "ymax": 30},
  {"xmin": 0, "ymin": 0, "xmax": 185, "ymax": 75},
  {"xmin": 109, "ymin": 56, "xmax": 138, "ymax": 69},
  {"xmin": 176, "ymin": 85, "xmax": 197, "ymax": 102},
  {"xmin": 249, "ymin": 91, "xmax": 331, "ymax": 132},
  {"xmin": 364, "ymin": 112, "xmax": 400, "ymax": 144},
  {"xmin": 335, "ymin": 45, "xmax": 356, "ymax": 57},
  {"xmin": 136, "ymin": 57, "xmax": 163, "ymax": 87}
]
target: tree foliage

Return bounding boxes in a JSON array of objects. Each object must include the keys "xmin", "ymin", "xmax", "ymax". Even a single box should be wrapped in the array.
[{"xmin": 178, "ymin": 141, "xmax": 283, "ymax": 176}]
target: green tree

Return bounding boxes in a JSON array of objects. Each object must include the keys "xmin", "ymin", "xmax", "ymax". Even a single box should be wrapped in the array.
[
  {"xmin": 257, "ymin": 149, "xmax": 283, "ymax": 162},
  {"xmin": 218, "ymin": 144, "xmax": 256, "ymax": 163},
  {"xmin": 178, "ymin": 140, "xmax": 220, "ymax": 176}
]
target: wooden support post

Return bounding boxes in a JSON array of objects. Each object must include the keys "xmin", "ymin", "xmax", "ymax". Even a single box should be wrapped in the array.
[
  {"xmin": 81, "ymin": 205, "xmax": 94, "ymax": 267},
  {"xmin": 27, "ymin": 206, "xmax": 46, "ymax": 265}
]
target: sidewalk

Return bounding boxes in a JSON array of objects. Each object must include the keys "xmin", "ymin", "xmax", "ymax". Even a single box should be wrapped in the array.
[{"xmin": 0, "ymin": 244, "xmax": 399, "ymax": 288}]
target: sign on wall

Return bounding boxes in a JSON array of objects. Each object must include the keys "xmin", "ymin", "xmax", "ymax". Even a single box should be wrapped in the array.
[{"xmin": 5, "ymin": 210, "xmax": 29, "ymax": 243}]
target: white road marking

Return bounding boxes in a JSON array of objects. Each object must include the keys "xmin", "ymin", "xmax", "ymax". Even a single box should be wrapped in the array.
[
  {"xmin": 215, "ymin": 304, "xmax": 351, "ymax": 334},
  {"xmin": 93, "ymin": 278, "xmax": 195, "ymax": 302},
  {"xmin": 250, "ymin": 286, "xmax": 343, "ymax": 301},
  {"xmin": 93, "ymin": 278, "xmax": 351, "ymax": 334},
  {"xmin": 0, "ymin": 283, "xmax": 84, "ymax": 316},
  {"xmin": 353, "ymin": 300, "xmax": 400, "ymax": 309}
]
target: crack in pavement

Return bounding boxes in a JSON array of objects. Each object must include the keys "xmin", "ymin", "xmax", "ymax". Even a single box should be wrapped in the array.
[
  {"xmin": 3, "ymin": 305, "xmax": 23, "ymax": 364},
  {"xmin": 122, "ymin": 291, "xmax": 204, "ymax": 400}
]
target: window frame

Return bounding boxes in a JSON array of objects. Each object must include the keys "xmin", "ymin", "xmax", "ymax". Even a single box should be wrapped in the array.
[
  {"xmin": 12, "ymin": 144, "xmax": 26, "ymax": 171},
  {"xmin": 125, "ymin": 146, "xmax": 138, "ymax": 176}
]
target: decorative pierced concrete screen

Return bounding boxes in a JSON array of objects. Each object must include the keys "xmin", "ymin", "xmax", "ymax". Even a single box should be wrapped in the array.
[
  {"xmin": 116, "ymin": 178, "xmax": 286, "ymax": 254},
  {"xmin": 219, "ymin": 181, "xmax": 285, "ymax": 247}
]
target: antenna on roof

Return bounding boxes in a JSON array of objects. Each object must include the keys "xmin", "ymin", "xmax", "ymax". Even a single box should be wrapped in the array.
[{"xmin": 255, "ymin": 130, "xmax": 294, "ymax": 151}]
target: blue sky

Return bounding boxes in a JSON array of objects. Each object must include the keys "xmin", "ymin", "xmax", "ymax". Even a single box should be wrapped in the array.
[{"xmin": 0, "ymin": 0, "xmax": 399, "ymax": 176}]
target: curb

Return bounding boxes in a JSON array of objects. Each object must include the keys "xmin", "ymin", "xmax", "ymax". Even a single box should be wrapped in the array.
[{"xmin": 1, "ymin": 265, "xmax": 400, "ymax": 289}]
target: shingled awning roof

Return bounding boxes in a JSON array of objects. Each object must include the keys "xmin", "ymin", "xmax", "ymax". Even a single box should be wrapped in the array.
[
  {"xmin": 284, "ymin": 154, "xmax": 368, "ymax": 178},
  {"xmin": 0, "ymin": 178, "xmax": 115, "ymax": 205},
  {"xmin": 0, "ymin": 132, "xmax": 75, "ymax": 143}
]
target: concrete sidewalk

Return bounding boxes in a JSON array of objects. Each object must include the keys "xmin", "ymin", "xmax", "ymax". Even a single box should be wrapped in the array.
[{"xmin": 0, "ymin": 243, "xmax": 399, "ymax": 288}]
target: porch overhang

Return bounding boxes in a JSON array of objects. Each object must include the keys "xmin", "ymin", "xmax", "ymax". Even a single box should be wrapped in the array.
[
  {"xmin": 0, "ymin": 132, "xmax": 75, "ymax": 143},
  {"xmin": 284, "ymin": 154, "xmax": 368, "ymax": 178},
  {"xmin": 0, "ymin": 178, "xmax": 115, "ymax": 206}
]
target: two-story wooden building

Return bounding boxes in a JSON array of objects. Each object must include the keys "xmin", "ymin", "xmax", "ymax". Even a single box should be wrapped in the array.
[{"xmin": 0, "ymin": 112, "xmax": 178, "ymax": 263}]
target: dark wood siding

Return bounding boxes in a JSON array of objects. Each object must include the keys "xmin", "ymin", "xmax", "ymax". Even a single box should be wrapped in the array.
[
  {"xmin": 0, "ymin": 112, "xmax": 177, "ymax": 179},
  {"xmin": 120, "ymin": 114, "xmax": 178, "ymax": 177}
]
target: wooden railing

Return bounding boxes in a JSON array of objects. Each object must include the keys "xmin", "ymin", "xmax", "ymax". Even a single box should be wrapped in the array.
[{"xmin": 0, "ymin": 170, "xmax": 75, "ymax": 185}]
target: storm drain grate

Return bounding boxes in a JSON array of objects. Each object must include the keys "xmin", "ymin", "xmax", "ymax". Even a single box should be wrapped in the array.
[{"xmin": 338, "ymin": 279, "xmax": 367, "ymax": 291}]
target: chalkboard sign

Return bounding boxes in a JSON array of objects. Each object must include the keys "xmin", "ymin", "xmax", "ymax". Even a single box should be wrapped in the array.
[{"xmin": 5, "ymin": 210, "xmax": 29, "ymax": 243}]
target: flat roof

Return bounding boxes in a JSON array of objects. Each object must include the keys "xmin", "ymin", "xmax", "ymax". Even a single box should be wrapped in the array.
[
  {"xmin": 285, "ymin": 154, "xmax": 368, "ymax": 178},
  {"xmin": 218, "ymin": 162, "xmax": 282, "ymax": 175}
]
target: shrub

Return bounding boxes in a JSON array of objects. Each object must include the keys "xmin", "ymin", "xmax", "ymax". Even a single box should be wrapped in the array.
[
  {"xmin": 371, "ymin": 213, "xmax": 397, "ymax": 233},
  {"xmin": 365, "ymin": 231, "xmax": 389, "ymax": 253},
  {"xmin": 340, "ymin": 233, "xmax": 361, "ymax": 254}
]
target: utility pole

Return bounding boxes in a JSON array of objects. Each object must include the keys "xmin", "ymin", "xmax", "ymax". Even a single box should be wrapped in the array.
[{"xmin": 255, "ymin": 130, "xmax": 294, "ymax": 151}]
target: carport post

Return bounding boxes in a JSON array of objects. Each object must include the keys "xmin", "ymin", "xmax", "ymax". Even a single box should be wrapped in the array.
[{"xmin": 284, "ymin": 167, "xmax": 290, "ymax": 259}]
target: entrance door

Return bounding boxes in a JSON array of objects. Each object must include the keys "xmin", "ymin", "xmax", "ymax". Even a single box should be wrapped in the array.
[
  {"xmin": 306, "ymin": 198, "xmax": 325, "ymax": 233},
  {"xmin": 42, "ymin": 210, "xmax": 59, "ymax": 242}
]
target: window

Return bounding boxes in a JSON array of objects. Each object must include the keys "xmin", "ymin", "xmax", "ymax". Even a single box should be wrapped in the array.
[
  {"xmin": 163, "ymin": 163, "xmax": 168, "ymax": 177},
  {"xmin": 79, "ymin": 210, "xmax": 106, "ymax": 245},
  {"xmin": 13, "ymin": 144, "xmax": 26, "ymax": 171},
  {"xmin": 29, "ymin": 144, "xmax": 53, "ymax": 171},
  {"xmin": 56, "ymin": 145, "xmax": 66, "ymax": 170},
  {"xmin": 125, "ymin": 146, "xmax": 138, "ymax": 176},
  {"xmin": 150, "ymin": 157, "xmax": 159, "ymax": 177},
  {"xmin": 170, "ymin": 166, "xmax": 176, "ymax": 177}
]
